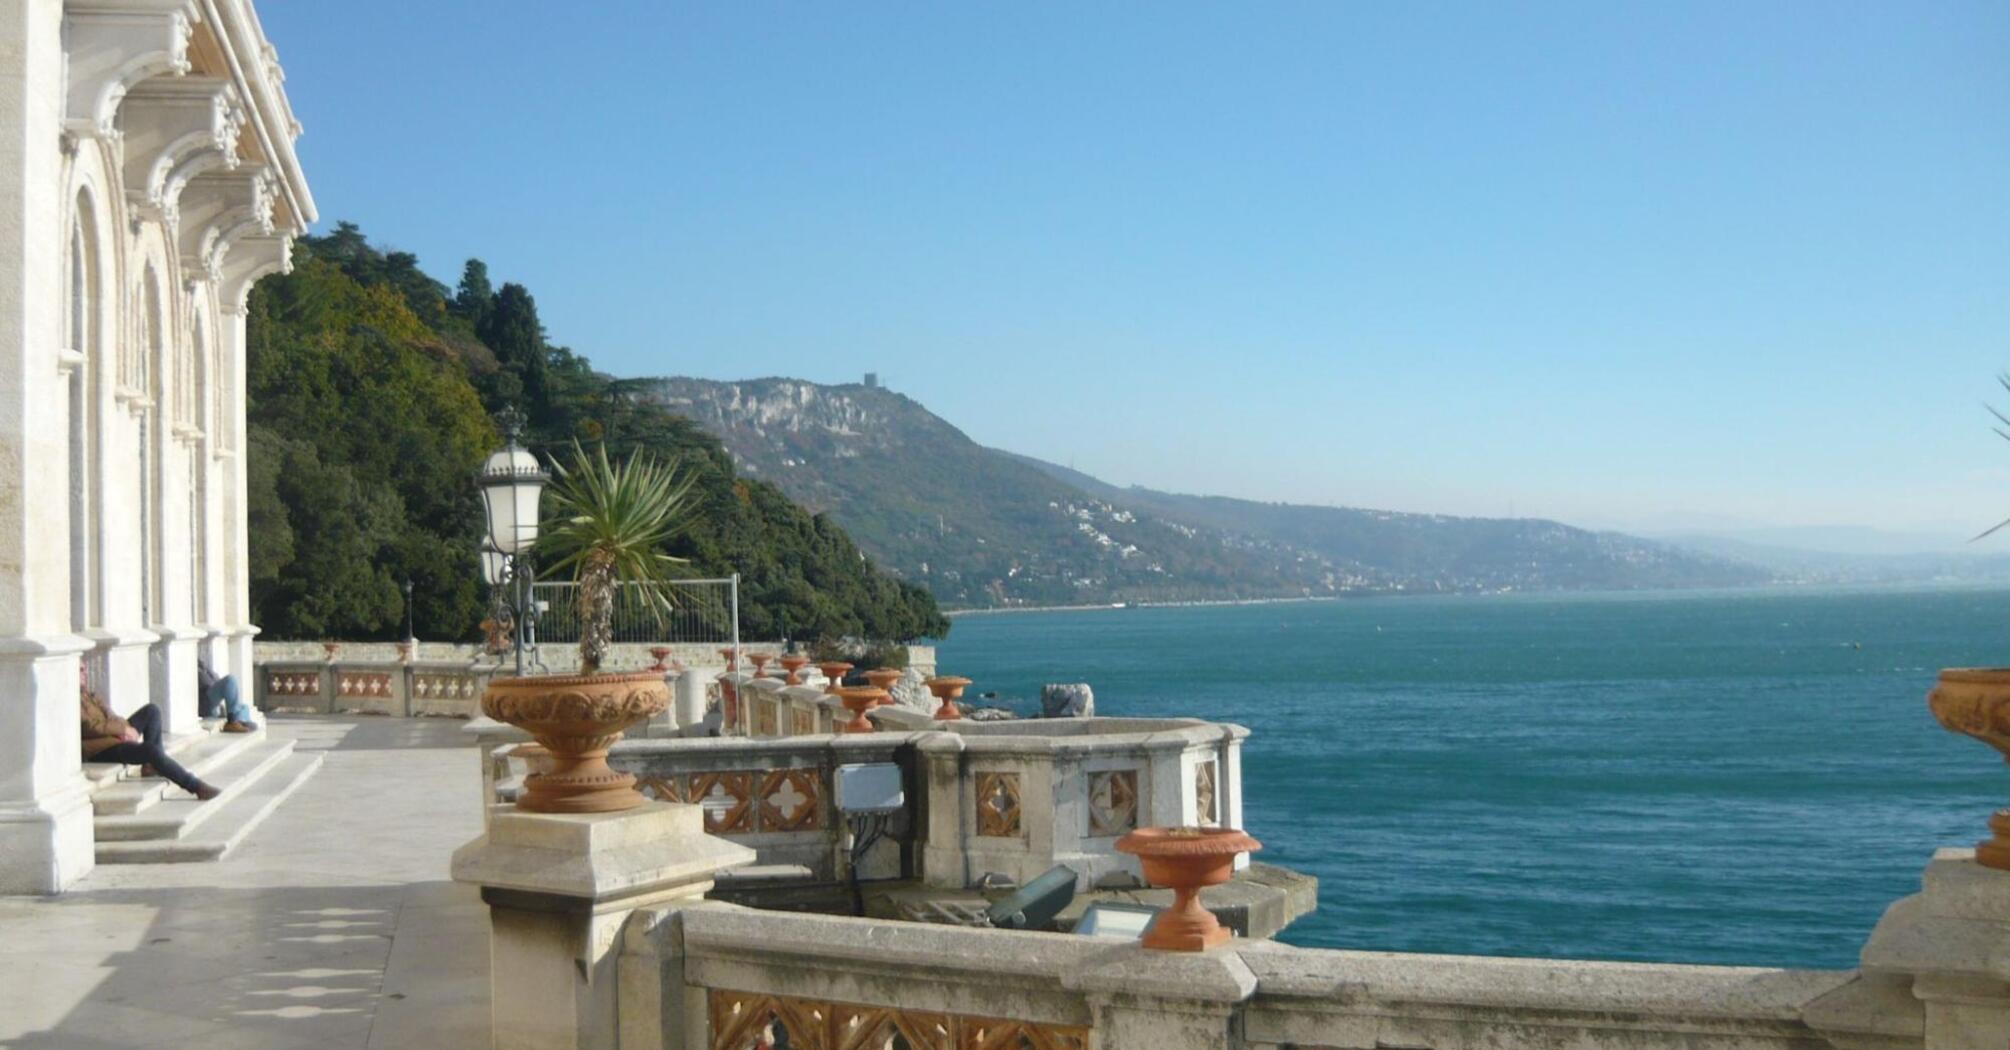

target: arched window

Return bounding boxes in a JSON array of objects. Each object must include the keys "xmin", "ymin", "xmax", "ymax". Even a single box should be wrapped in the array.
[{"xmin": 66, "ymin": 190, "xmax": 100, "ymax": 631}]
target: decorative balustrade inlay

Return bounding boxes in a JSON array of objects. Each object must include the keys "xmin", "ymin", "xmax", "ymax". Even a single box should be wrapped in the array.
[
  {"xmin": 413, "ymin": 673, "xmax": 481, "ymax": 701},
  {"xmin": 709, "ymin": 989, "xmax": 1088, "ymax": 1050},
  {"xmin": 336, "ymin": 672, "xmax": 393, "ymax": 699},
  {"xmin": 635, "ymin": 769, "xmax": 826, "ymax": 835},
  {"xmin": 265, "ymin": 671, "xmax": 320, "ymax": 697},
  {"xmin": 1087, "ymin": 769, "xmax": 1138, "ymax": 836},
  {"xmin": 975, "ymin": 771, "xmax": 1021, "ymax": 838}
]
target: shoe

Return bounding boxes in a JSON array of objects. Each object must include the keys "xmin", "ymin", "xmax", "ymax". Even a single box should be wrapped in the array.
[
  {"xmin": 194, "ymin": 783, "xmax": 221, "ymax": 802},
  {"xmin": 140, "ymin": 764, "xmax": 159, "ymax": 778},
  {"xmin": 222, "ymin": 721, "xmax": 252, "ymax": 734}
]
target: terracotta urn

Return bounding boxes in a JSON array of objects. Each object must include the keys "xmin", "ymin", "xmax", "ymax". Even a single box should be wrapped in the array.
[
  {"xmin": 818, "ymin": 661, "xmax": 854, "ymax": 694},
  {"xmin": 835, "ymin": 686, "xmax": 886, "ymax": 734},
  {"xmin": 864, "ymin": 668, "xmax": 903, "ymax": 706},
  {"xmin": 480, "ymin": 671, "xmax": 670, "ymax": 813},
  {"xmin": 716, "ymin": 647, "xmax": 739, "ymax": 671},
  {"xmin": 322, "ymin": 641, "xmax": 342, "ymax": 662},
  {"xmin": 1115, "ymin": 826, "xmax": 1263, "ymax": 951},
  {"xmin": 924, "ymin": 676, "xmax": 972, "ymax": 721},
  {"xmin": 778, "ymin": 653, "xmax": 809, "ymax": 686},
  {"xmin": 747, "ymin": 652, "xmax": 774, "ymax": 679},
  {"xmin": 1928, "ymin": 668, "xmax": 2010, "ymax": 870},
  {"xmin": 648, "ymin": 646, "xmax": 673, "ymax": 672},
  {"xmin": 395, "ymin": 640, "xmax": 416, "ymax": 665}
]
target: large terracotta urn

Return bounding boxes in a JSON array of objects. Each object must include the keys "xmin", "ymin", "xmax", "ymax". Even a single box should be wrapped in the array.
[
  {"xmin": 818, "ymin": 661, "xmax": 853, "ymax": 694},
  {"xmin": 1928, "ymin": 668, "xmax": 2010, "ymax": 869},
  {"xmin": 747, "ymin": 652, "xmax": 774, "ymax": 679},
  {"xmin": 924, "ymin": 676, "xmax": 971, "ymax": 721},
  {"xmin": 716, "ymin": 647, "xmax": 739, "ymax": 671},
  {"xmin": 481, "ymin": 671, "xmax": 669, "ymax": 813},
  {"xmin": 1115, "ymin": 826, "xmax": 1263, "ymax": 950},
  {"xmin": 835, "ymin": 686, "xmax": 886, "ymax": 734},
  {"xmin": 864, "ymin": 668, "xmax": 903, "ymax": 706},
  {"xmin": 778, "ymin": 653, "xmax": 809, "ymax": 686}
]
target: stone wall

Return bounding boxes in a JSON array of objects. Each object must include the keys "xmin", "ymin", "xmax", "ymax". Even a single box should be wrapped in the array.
[{"xmin": 619, "ymin": 898, "xmax": 1859, "ymax": 1050}]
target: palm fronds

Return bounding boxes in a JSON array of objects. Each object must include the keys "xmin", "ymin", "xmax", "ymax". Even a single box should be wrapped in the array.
[{"xmin": 537, "ymin": 442, "xmax": 696, "ymax": 673}]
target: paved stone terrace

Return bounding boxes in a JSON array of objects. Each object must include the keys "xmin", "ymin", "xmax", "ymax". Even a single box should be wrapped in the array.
[{"xmin": 0, "ymin": 717, "xmax": 490, "ymax": 1049}]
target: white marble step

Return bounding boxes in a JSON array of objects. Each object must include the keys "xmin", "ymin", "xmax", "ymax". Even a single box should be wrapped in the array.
[
  {"xmin": 89, "ymin": 726, "xmax": 269, "ymax": 816},
  {"xmin": 95, "ymin": 751, "xmax": 323, "ymax": 863},
  {"xmin": 93, "ymin": 737, "xmax": 296, "ymax": 840}
]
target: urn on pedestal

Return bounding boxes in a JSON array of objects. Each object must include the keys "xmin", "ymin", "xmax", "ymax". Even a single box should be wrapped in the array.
[
  {"xmin": 1928, "ymin": 668, "xmax": 2010, "ymax": 870},
  {"xmin": 747, "ymin": 652, "xmax": 774, "ymax": 679},
  {"xmin": 864, "ymin": 668, "xmax": 903, "ymax": 706},
  {"xmin": 1115, "ymin": 825, "xmax": 1262, "ymax": 950},
  {"xmin": 835, "ymin": 686, "xmax": 886, "ymax": 734},
  {"xmin": 817, "ymin": 661, "xmax": 853, "ymax": 693},
  {"xmin": 778, "ymin": 653, "xmax": 809, "ymax": 686},
  {"xmin": 924, "ymin": 675, "xmax": 971, "ymax": 721},
  {"xmin": 478, "ymin": 440, "xmax": 696, "ymax": 815}
]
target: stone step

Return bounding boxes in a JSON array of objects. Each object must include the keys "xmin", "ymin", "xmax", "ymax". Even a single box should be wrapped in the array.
[
  {"xmin": 89, "ymin": 725, "xmax": 270, "ymax": 815},
  {"xmin": 93, "ymin": 737, "xmax": 296, "ymax": 840},
  {"xmin": 95, "ymin": 751, "xmax": 323, "ymax": 864}
]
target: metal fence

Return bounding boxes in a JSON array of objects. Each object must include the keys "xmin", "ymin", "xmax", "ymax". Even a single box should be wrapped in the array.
[{"xmin": 529, "ymin": 576, "xmax": 740, "ymax": 648}]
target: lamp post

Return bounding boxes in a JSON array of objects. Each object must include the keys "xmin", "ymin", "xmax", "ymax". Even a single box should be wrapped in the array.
[{"xmin": 479, "ymin": 408, "xmax": 547, "ymax": 677}]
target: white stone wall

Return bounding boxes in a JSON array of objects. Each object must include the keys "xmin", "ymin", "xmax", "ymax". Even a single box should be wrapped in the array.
[{"xmin": 0, "ymin": 0, "xmax": 313, "ymax": 894}]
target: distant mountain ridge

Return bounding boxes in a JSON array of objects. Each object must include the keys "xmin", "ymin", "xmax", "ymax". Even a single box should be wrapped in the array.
[{"xmin": 640, "ymin": 376, "xmax": 1769, "ymax": 607}]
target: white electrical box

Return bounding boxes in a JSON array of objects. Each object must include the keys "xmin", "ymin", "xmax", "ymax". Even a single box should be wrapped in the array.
[{"xmin": 835, "ymin": 763, "xmax": 904, "ymax": 814}]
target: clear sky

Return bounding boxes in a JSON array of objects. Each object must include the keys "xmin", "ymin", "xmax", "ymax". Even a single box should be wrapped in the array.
[{"xmin": 259, "ymin": 2, "xmax": 2009, "ymax": 538}]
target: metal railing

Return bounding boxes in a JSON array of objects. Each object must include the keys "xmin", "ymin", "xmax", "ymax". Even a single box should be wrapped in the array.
[{"xmin": 529, "ymin": 576, "xmax": 740, "ymax": 649}]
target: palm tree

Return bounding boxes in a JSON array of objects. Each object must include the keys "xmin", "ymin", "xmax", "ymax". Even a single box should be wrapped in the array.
[{"xmin": 537, "ymin": 442, "xmax": 696, "ymax": 674}]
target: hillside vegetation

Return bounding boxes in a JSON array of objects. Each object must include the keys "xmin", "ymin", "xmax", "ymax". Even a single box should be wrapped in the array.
[
  {"xmin": 645, "ymin": 376, "xmax": 1769, "ymax": 607},
  {"xmin": 244, "ymin": 225, "xmax": 947, "ymax": 642}
]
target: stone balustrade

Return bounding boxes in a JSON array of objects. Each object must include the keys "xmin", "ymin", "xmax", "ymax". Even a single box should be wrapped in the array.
[
  {"xmin": 255, "ymin": 660, "xmax": 497, "ymax": 718},
  {"xmin": 257, "ymin": 640, "xmax": 936, "ymax": 677},
  {"xmin": 616, "ymin": 894, "xmax": 1868, "ymax": 1050}
]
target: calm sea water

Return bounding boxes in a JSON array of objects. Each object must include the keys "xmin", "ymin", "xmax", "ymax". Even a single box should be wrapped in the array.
[{"xmin": 935, "ymin": 585, "xmax": 2010, "ymax": 969}]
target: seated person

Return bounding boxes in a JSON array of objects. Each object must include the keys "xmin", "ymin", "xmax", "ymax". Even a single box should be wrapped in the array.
[
  {"xmin": 80, "ymin": 666, "xmax": 219, "ymax": 801},
  {"xmin": 197, "ymin": 656, "xmax": 257, "ymax": 733}
]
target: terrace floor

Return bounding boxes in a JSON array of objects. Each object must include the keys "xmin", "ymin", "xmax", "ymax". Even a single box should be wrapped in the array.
[{"xmin": 0, "ymin": 716, "xmax": 491, "ymax": 1050}]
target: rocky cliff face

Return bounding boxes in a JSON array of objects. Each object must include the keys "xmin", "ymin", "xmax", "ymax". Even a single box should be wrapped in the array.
[{"xmin": 639, "ymin": 377, "xmax": 1768, "ymax": 608}]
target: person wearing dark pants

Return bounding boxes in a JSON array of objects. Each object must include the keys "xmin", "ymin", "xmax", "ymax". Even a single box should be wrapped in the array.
[{"xmin": 80, "ymin": 671, "xmax": 220, "ymax": 801}]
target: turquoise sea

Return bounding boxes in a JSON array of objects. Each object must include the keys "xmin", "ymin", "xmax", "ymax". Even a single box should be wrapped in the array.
[{"xmin": 935, "ymin": 585, "xmax": 2010, "ymax": 969}]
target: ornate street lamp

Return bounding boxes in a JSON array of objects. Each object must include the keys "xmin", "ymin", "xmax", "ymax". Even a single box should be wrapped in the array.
[{"xmin": 479, "ymin": 408, "xmax": 547, "ymax": 676}]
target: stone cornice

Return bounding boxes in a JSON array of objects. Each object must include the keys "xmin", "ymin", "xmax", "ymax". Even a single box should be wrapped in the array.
[
  {"xmin": 118, "ymin": 76, "xmax": 244, "ymax": 229},
  {"xmin": 62, "ymin": 1, "xmax": 201, "ymax": 139},
  {"xmin": 197, "ymin": 0, "xmax": 315, "ymax": 233}
]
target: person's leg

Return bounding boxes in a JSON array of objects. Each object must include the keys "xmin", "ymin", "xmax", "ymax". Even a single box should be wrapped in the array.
[
  {"xmin": 127, "ymin": 703, "xmax": 162, "ymax": 747},
  {"xmin": 92, "ymin": 739, "xmax": 206, "ymax": 795},
  {"xmin": 219, "ymin": 676, "xmax": 255, "ymax": 726}
]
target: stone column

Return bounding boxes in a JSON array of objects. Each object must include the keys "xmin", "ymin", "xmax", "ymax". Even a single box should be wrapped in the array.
[
  {"xmin": 1806, "ymin": 848, "xmax": 2010, "ymax": 1050},
  {"xmin": 0, "ymin": 0, "xmax": 95, "ymax": 895},
  {"xmin": 451, "ymin": 801, "xmax": 754, "ymax": 1050}
]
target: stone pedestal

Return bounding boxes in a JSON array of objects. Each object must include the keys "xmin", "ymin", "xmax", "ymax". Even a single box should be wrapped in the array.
[
  {"xmin": 451, "ymin": 801, "xmax": 755, "ymax": 1050},
  {"xmin": 0, "ymin": 634, "xmax": 96, "ymax": 893},
  {"xmin": 1807, "ymin": 848, "xmax": 2010, "ymax": 1050}
]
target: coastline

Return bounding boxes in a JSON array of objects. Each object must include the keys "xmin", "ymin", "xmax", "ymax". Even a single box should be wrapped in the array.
[{"xmin": 940, "ymin": 578, "xmax": 2010, "ymax": 618}]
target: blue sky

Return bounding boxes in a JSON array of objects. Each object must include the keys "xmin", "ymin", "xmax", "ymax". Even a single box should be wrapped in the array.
[{"xmin": 260, "ymin": 2, "xmax": 2008, "ymax": 538}]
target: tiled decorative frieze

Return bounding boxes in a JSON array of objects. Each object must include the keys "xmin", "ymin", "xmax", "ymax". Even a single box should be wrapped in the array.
[
  {"xmin": 336, "ymin": 671, "xmax": 393, "ymax": 699},
  {"xmin": 264, "ymin": 670, "xmax": 321, "ymax": 697},
  {"xmin": 1088, "ymin": 769, "xmax": 1139, "ymax": 836},
  {"xmin": 690, "ymin": 772, "xmax": 755, "ymax": 834},
  {"xmin": 975, "ymin": 771, "xmax": 1021, "ymax": 838},
  {"xmin": 413, "ymin": 672, "xmax": 481, "ymax": 702},
  {"xmin": 708, "ymin": 988, "xmax": 1088, "ymax": 1050},
  {"xmin": 1195, "ymin": 759, "xmax": 1218, "ymax": 827},
  {"xmin": 758, "ymin": 769, "xmax": 820, "ymax": 832},
  {"xmin": 633, "ymin": 768, "xmax": 827, "ymax": 835}
]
